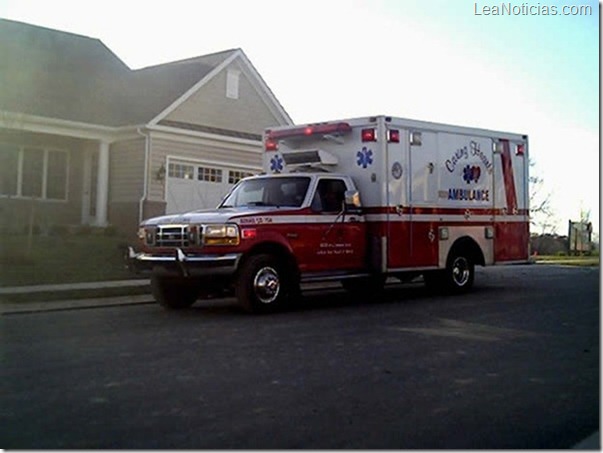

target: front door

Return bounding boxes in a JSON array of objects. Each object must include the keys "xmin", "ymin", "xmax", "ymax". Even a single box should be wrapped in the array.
[{"xmin": 304, "ymin": 177, "xmax": 366, "ymax": 273}]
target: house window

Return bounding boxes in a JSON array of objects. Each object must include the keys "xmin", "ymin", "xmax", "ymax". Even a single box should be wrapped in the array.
[
  {"xmin": 22, "ymin": 147, "xmax": 44, "ymax": 197},
  {"xmin": 226, "ymin": 69, "xmax": 240, "ymax": 99},
  {"xmin": 0, "ymin": 144, "xmax": 68, "ymax": 200},
  {"xmin": 46, "ymin": 151, "xmax": 68, "ymax": 200},
  {"xmin": 228, "ymin": 170, "xmax": 254, "ymax": 184},
  {"xmin": 198, "ymin": 166, "xmax": 223, "ymax": 183},
  {"xmin": 0, "ymin": 143, "xmax": 19, "ymax": 196},
  {"xmin": 168, "ymin": 163, "xmax": 194, "ymax": 179}
]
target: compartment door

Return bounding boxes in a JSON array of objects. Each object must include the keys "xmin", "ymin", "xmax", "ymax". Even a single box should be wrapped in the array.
[{"xmin": 408, "ymin": 131, "xmax": 439, "ymax": 266}]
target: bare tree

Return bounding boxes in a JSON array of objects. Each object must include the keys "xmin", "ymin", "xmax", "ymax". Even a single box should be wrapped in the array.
[{"xmin": 529, "ymin": 159, "xmax": 556, "ymax": 235}]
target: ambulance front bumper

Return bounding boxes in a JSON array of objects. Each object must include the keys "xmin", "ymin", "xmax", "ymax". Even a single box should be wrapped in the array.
[{"xmin": 127, "ymin": 246, "xmax": 241, "ymax": 278}]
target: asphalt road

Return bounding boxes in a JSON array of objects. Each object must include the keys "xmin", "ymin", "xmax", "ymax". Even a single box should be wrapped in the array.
[{"xmin": 1, "ymin": 265, "xmax": 599, "ymax": 449}]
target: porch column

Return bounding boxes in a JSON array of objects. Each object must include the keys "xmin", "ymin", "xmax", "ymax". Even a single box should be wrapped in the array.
[{"xmin": 95, "ymin": 140, "xmax": 110, "ymax": 227}]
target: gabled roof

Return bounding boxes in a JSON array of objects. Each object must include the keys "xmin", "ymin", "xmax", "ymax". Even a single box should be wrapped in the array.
[{"xmin": 0, "ymin": 19, "xmax": 284, "ymax": 128}]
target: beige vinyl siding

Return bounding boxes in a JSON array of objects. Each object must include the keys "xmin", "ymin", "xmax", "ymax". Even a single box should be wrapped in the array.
[
  {"xmin": 109, "ymin": 138, "xmax": 145, "ymax": 202},
  {"xmin": 165, "ymin": 60, "xmax": 281, "ymax": 135},
  {"xmin": 147, "ymin": 135, "xmax": 262, "ymax": 202}
]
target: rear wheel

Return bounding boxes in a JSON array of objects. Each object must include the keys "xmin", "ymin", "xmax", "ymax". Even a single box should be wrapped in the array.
[
  {"xmin": 151, "ymin": 276, "xmax": 199, "ymax": 309},
  {"xmin": 236, "ymin": 254, "xmax": 296, "ymax": 313},
  {"xmin": 444, "ymin": 250, "xmax": 474, "ymax": 293}
]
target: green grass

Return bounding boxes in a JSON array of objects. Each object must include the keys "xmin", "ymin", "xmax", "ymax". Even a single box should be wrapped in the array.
[
  {"xmin": 0, "ymin": 233, "xmax": 141, "ymax": 286},
  {"xmin": 534, "ymin": 255, "xmax": 600, "ymax": 267}
]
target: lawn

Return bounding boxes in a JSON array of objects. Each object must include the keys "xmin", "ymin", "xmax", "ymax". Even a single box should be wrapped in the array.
[
  {"xmin": 0, "ymin": 232, "xmax": 140, "ymax": 287},
  {"xmin": 534, "ymin": 255, "xmax": 600, "ymax": 267}
]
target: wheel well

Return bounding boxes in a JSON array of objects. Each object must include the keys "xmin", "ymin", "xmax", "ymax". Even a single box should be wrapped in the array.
[
  {"xmin": 238, "ymin": 242, "xmax": 299, "ymax": 277},
  {"xmin": 448, "ymin": 236, "xmax": 485, "ymax": 266}
]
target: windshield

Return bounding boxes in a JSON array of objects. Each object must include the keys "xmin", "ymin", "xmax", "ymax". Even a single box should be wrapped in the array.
[{"xmin": 220, "ymin": 176, "xmax": 311, "ymax": 208}]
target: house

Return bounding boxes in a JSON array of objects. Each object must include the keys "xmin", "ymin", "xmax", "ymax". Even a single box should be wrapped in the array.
[{"xmin": 0, "ymin": 19, "xmax": 292, "ymax": 237}]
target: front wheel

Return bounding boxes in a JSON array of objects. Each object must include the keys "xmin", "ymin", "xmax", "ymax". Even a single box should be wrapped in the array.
[
  {"xmin": 151, "ymin": 276, "xmax": 199, "ymax": 309},
  {"xmin": 236, "ymin": 254, "xmax": 296, "ymax": 313}
]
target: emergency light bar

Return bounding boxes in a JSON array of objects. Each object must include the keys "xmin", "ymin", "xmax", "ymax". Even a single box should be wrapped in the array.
[{"xmin": 264, "ymin": 122, "xmax": 352, "ymax": 151}]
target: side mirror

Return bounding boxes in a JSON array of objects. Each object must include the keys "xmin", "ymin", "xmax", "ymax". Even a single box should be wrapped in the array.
[{"xmin": 344, "ymin": 190, "xmax": 362, "ymax": 213}]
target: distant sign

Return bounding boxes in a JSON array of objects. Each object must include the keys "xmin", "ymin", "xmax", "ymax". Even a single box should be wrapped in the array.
[{"xmin": 568, "ymin": 221, "xmax": 592, "ymax": 254}]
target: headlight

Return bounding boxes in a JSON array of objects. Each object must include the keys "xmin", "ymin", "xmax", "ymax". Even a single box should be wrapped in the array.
[
  {"xmin": 138, "ymin": 226, "xmax": 156, "ymax": 245},
  {"xmin": 203, "ymin": 224, "xmax": 240, "ymax": 246}
]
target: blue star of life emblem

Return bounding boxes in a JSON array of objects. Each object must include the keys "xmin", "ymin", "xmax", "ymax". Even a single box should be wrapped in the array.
[
  {"xmin": 356, "ymin": 147, "xmax": 373, "ymax": 169},
  {"xmin": 270, "ymin": 155, "xmax": 284, "ymax": 173}
]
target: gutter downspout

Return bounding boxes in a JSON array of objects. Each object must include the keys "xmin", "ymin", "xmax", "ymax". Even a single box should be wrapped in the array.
[{"xmin": 136, "ymin": 127, "xmax": 150, "ymax": 224}]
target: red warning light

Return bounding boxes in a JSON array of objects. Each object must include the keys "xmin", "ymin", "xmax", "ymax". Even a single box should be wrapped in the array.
[
  {"xmin": 516, "ymin": 144, "xmax": 525, "ymax": 156},
  {"xmin": 361, "ymin": 128, "xmax": 376, "ymax": 142},
  {"xmin": 388, "ymin": 129, "xmax": 400, "ymax": 143}
]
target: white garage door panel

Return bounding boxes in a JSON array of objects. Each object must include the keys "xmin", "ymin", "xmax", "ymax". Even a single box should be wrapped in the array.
[
  {"xmin": 165, "ymin": 160, "xmax": 251, "ymax": 215},
  {"xmin": 166, "ymin": 179, "xmax": 230, "ymax": 214}
]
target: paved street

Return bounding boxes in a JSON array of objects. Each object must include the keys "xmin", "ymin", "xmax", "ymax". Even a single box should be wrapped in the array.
[{"xmin": 1, "ymin": 265, "xmax": 599, "ymax": 449}]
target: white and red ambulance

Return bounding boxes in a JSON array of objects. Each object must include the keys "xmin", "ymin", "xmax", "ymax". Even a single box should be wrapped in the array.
[{"xmin": 129, "ymin": 115, "xmax": 530, "ymax": 312}]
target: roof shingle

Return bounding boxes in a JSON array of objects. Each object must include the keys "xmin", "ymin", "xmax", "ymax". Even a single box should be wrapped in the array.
[{"xmin": 0, "ymin": 19, "xmax": 237, "ymax": 126}]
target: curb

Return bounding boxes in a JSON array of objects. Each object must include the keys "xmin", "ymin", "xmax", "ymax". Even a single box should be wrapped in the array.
[
  {"xmin": 1, "ymin": 294, "xmax": 154, "ymax": 315},
  {"xmin": 0, "ymin": 279, "xmax": 149, "ymax": 295},
  {"xmin": 0, "ymin": 281, "xmax": 347, "ymax": 315}
]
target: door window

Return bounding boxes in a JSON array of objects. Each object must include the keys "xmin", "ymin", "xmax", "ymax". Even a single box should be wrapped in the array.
[{"xmin": 312, "ymin": 179, "xmax": 347, "ymax": 213}]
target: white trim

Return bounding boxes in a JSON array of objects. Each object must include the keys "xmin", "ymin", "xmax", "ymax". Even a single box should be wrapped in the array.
[
  {"xmin": 81, "ymin": 149, "xmax": 92, "ymax": 224},
  {"xmin": 234, "ymin": 51, "xmax": 293, "ymax": 125},
  {"xmin": 94, "ymin": 141, "xmax": 110, "ymax": 227},
  {"xmin": 148, "ymin": 51, "xmax": 241, "ymax": 126},
  {"xmin": 0, "ymin": 110, "xmax": 142, "ymax": 142},
  {"xmin": 147, "ymin": 124, "xmax": 261, "ymax": 147},
  {"xmin": 147, "ymin": 49, "xmax": 293, "ymax": 127},
  {"xmin": 166, "ymin": 154, "xmax": 260, "ymax": 172},
  {"xmin": 0, "ymin": 144, "xmax": 69, "ymax": 202}
]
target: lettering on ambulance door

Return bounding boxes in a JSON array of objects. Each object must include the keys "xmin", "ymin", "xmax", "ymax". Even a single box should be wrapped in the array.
[{"xmin": 308, "ymin": 178, "xmax": 366, "ymax": 272}]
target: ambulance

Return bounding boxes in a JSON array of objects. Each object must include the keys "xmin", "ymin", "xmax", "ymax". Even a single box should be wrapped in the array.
[{"xmin": 128, "ymin": 115, "xmax": 530, "ymax": 312}]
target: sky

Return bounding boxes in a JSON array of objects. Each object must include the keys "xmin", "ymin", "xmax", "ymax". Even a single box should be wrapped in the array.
[{"xmin": 1, "ymin": 0, "xmax": 599, "ymax": 235}]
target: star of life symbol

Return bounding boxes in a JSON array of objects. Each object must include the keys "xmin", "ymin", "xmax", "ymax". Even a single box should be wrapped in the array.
[
  {"xmin": 270, "ymin": 155, "xmax": 284, "ymax": 173},
  {"xmin": 356, "ymin": 147, "xmax": 373, "ymax": 169}
]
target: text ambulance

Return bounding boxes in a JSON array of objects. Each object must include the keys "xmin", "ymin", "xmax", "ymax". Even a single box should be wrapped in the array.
[{"xmin": 128, "ymin": 115, "xmax": 530, "ymax": 312}]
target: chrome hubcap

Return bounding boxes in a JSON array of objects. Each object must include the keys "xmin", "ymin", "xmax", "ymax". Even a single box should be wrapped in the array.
[
  {"xmin": 451, "ymin": 257, "xmax": 470, "ymax": 287},
  {"xmin": 253, "ymin": 266, "xmax": 280, "ymax": 304}
]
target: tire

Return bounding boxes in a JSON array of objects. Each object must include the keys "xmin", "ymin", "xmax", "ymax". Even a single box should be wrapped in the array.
[
  {"xmin": 235, "ymin": 254, "xmax": 295, "ymax": 314},
  {"xmin": 151, "ymin": 275, "xmax": 199, "ymax": 309},
  {"xmin": 444, "ymin": 250, "xmax": 474, "ymax": 293}
]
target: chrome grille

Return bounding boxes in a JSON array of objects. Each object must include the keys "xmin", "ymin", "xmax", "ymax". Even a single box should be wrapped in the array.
[{"xmin": 156, "ymin": 225, "xmax": 190, "ymax": 247}]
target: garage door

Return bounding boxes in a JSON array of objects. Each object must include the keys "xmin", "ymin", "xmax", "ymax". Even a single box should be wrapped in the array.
[{"xmin": 166, "ymin": 160, "xmax": 254, "ymax": 214}]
